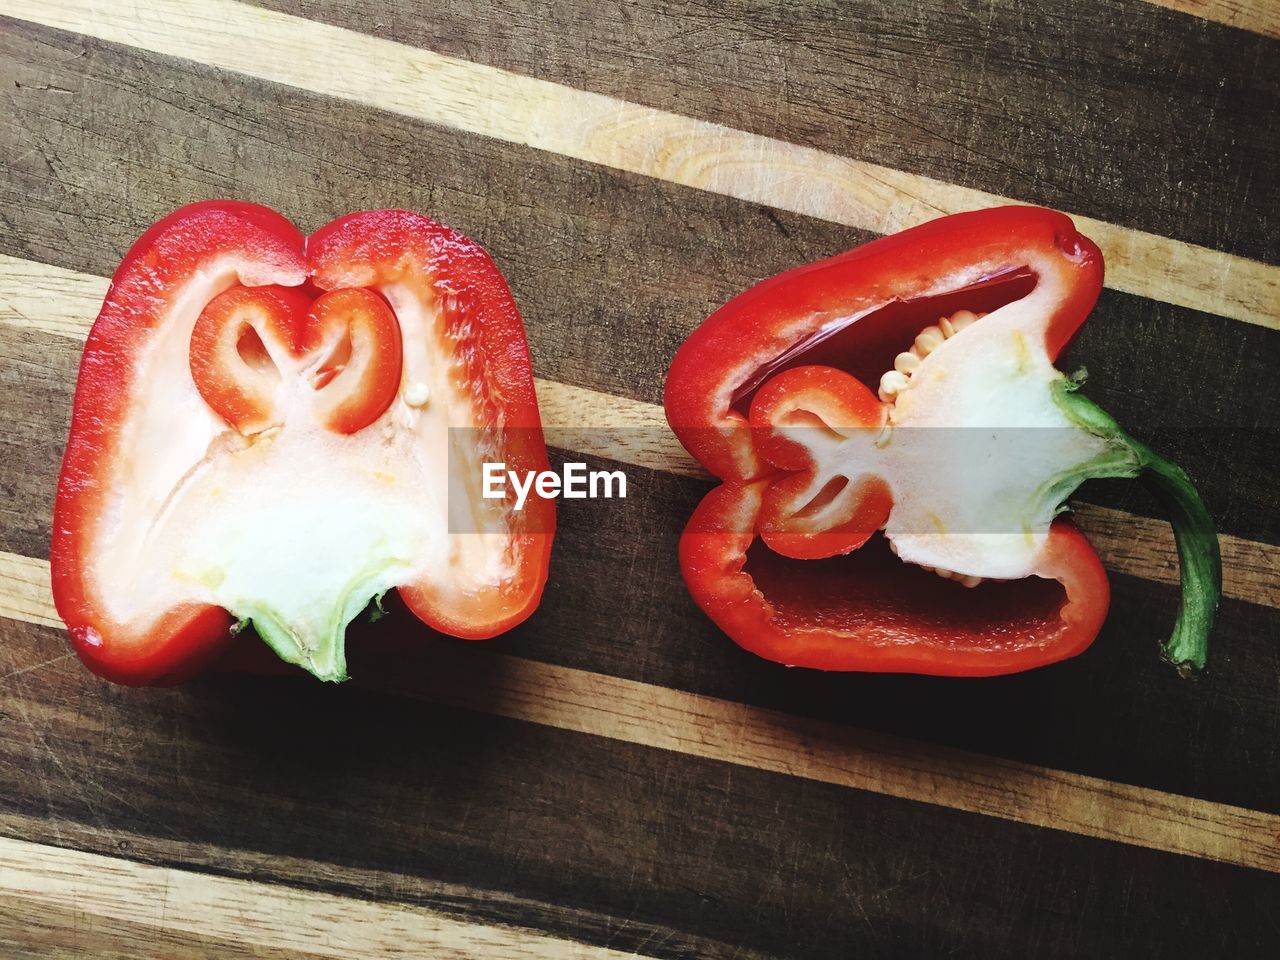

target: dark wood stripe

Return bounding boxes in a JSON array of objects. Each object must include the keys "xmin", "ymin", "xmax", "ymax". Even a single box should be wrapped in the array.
[
  {"xmin": 0, "ymin": 22, "xmax": 1276, "ymax": 543},
  {"xmin": 0, "ymin": 326, "xmax": 73, "ymax": 561},
  {"xmin": 0, "ymin": 617, "xmax": 1277, "ymax": 959},
  {"xmin": 252, "ymin": 0, "xmax": 1280, "ymax": 265}
]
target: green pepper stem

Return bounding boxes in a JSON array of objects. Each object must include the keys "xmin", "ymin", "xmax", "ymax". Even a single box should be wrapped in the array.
[
  {"xmin": 1052, "ymin": 381, "xmax": 1221, "ymax": 675},
  {"xmin": 1128, "ymin": 439, "xmax": 1222, "ymax": 674}
]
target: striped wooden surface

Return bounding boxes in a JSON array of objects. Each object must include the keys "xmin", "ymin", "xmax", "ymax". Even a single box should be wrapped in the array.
[{"xmin": 1, "ymin": 1, "xmax": 1277, "ymax": 957}]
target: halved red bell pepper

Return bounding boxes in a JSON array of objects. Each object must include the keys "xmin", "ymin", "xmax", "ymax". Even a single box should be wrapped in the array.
[
  {"xmin": 665, "ymin": 206, "xmax": 1219, "ymax": 676},
  {"xmin": 52, "ymin": 201, "xmax": 554, "ymax": 685}
]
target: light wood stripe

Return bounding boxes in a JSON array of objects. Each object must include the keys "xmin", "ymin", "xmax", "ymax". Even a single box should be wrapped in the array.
[
  {"xmin": 4, "ymin": 253, "xmax": 1274, "ymax": 608},
  {"xmin": 1144, "ymin": 0, "xmax": 1280, "ymax": 39},
  {"xmin": 0, "ymin": 834, "xmax": 640, "ymax": 959},
  {"xmin": 1, "ymin": 551, "xmax": 1277, "ymax": 872},
  {"xmin": 7, "ymin": 0, "xmax": 1278, "ymax": 330},
  {"xmin": 0, "ymin": 550, "xmax": 63, "ymax": 630}
]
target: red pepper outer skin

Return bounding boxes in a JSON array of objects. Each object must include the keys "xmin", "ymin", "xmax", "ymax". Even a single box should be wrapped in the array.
[
  {"xmin": 51, "ymin": 202, "xmax": 553, "ymax": 685},
  {"xmin": 665, "ymin": 206, "xmax": 1112, "ymax": 675}
]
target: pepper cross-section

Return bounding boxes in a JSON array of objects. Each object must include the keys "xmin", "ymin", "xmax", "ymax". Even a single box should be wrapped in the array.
[
  {"xmin": 665, "ymin": 206, "xmax": 1219, "ymax": 676},
  {"xmin": 52, "ymin": 202, "xmax": 555, "ymax": 684}
]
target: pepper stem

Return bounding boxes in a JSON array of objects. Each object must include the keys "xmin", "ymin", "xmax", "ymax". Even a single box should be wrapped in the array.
[
  {"xmin": 247, "ymin": 608, "xmax": 349, "ymax": 682},
  {"xmin": 1052, "ymin": 381, "xmax": 1221, "ymax": 674},
  {"xmin": 1128, "ymin": 439, "xmax": 1222, "ymax": 674}
]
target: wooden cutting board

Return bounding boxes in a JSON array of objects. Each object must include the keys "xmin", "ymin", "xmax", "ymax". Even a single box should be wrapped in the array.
[{"xmin": 1, "ymin": 0, "xmax": 1278, "ymax": 956}]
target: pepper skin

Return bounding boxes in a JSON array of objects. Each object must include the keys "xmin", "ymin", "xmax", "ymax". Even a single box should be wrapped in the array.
[
  {"xmin": 665, "ymin": 206, "xmax": 1219, "ymax": 677},
  {"xmin": 52, "ymin": 202, "xmax": 554, "ymax": 684}
]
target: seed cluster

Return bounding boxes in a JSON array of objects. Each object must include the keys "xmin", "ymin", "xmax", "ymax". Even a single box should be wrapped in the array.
[{"xmin": 878, "ymin": 309, "xmax": 987, "ymax": 588}]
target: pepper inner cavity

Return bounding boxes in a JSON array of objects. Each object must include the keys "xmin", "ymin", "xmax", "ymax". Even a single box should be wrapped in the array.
[
  {"xmin": 737, "ymin": 275, "xmax": 1039, "ymax": 587},
  {"xmin": 728, "ymin": 268, "xmax": 1035, "ymax": 417}
]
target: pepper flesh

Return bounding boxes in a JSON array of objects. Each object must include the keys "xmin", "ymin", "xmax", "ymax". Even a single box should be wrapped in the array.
[
  {"xmin": 665, "ymin": 206, "xmax": 1220, "ymax": 676},
  {"xmin": 52, "ymin": 202, "xmax": 554, "ymax": 684}
]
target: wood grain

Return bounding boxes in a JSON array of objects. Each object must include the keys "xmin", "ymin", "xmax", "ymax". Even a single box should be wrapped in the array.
[
  {"xmin": 0, "ymin": 810, "xmax": 755, "ymax": 960},
  {"xmin": 0, "ymin": 834, "xmax": 639, "ymax": 960},
  {"xmin": 3, "ymin": 252, "xmax": 1274, "ymax": 608},
  {"xmin": 8, "ymin": 0, "xmax": 1278, "ymax": 330},
  {"xmin": 6, "ymin": 612, "xmax": 1280, "ymax": 958},
  {"xmin": 1147, "ymin": 0, "xmax": 1280, "ymax": 37},
  {"xmin": 1, "ymin": 3, "xmax": 1277, "ymax": 954},
  {"xmin": 0, "ymin": 551, "xmax": 60, "ymax": 631},
  {"xmin": 1074, "ymin": 503, "xmax": 1279, "ymax": 608},
  {"xmin": 3, "ymin": 550, "xmax": 1279, "ymax": 873},
  {"xmin": 259, "ymin": 0, "xmax": 1280, "ymax": 264},
  {"xmin": 0, "ymin": 25, "xmax": 1276, "ymax": 823}
]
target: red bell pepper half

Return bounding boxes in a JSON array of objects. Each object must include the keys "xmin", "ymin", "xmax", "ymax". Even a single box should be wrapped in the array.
[
  {"xmin": 52, "ymin": 202, "xmax": 554, "ymax": 684},
  {"xmin": 665, "ymin": 206, "xmax": 1220, "ymax": 676}
]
